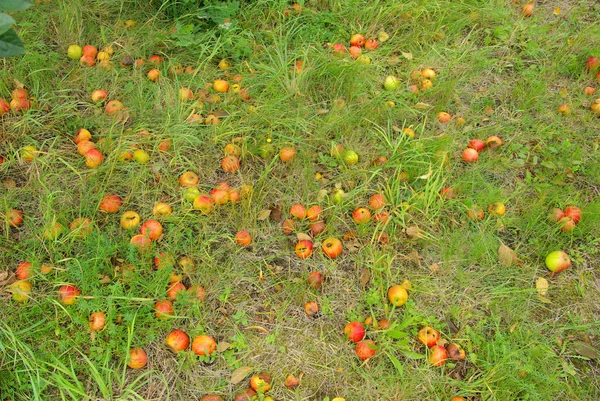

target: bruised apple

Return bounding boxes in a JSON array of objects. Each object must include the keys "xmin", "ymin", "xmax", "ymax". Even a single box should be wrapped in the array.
[
  {"xmin": 165, "ymin": 329, "xmax": 190, "ymax": 353},
  {"xmin": 428, "ymin": 345, "xmax": 448, "ymax": 367},
  {"xmin": 127, "ymin": 347, "xmax": 148, "ymax": 369},
  {"xmin": 192, "ymin": 335, "xmax": 217, "ymax": 356},
  {"xmin": 355, "ymin": 340, "xmax": 376, "ymax": 360},
  {"xmin": 417, "ymin": 326, "xmax": 440, "ymax": 347}
]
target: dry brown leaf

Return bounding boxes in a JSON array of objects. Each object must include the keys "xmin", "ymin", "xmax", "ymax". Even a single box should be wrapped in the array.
[
  {"xmin": 535, "ymin": 277, "xmax": 549, "ymax": 296},
  {"xmin": 316, "ymin": 189, "xmax": 328, "ymax": 202},
  {"xmin": 359, "ymin": 268, "xmax": 370, "ymax": 288},
  {"xmin": 296, "ymin": 233, "xmax": 312, "ymax": 242},
  {"xmin": 99, "ymin": 275, "xmax": 111, "ymax": 284},
  {"xmin": 269, "ymin": 204, "xmax": 282, "ymax": 222},
  {"xmin": 217, "ymin": 341, "xmax": 231, "ymax": 352},
  {"xmin": 509, "ymin": 321, "xmax": 519, "ymax": 333},
  {"xmin": 245, "ymin": 325, "xmax": 269, "ymax": 334},
  {"xmin": 230, "ymin": 366, "xmax": 254, "ymax": 384},
  {"xmin": 257, "ymin": 209, "xmax": 271, "ymax": 221},
  {"xmin": 572, "ymin": 342, "xmax": 599, "ymax": 359},
  {"xmin": 346, "ymin": 240, "xmax": 361, "ymax": 253},
  {"xmin": 498, "ymin": 243, "xmax": 518, "ymax": 267}
]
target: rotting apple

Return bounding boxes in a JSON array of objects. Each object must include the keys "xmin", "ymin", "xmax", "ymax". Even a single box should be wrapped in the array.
[
  {"xmin": 387, "ymin": 285, "xmax": 408, "ymax": 307},
  {"xmin": 20, "ymin": 145, "xmax": 37, "ymax": 162},
  {"xmin": 364, "ymin": 38, "xmax": 378, "ymax": 50},
  {"xmin": 467, "ymin": 205, "xmax": 485, "ymax": 221},
  {"xmin": 120, "ymin": 211, "xmax": 140, "ymax": 229},
  {"xmin": 306, "ymin": 205, "xmax": 322, "ymax": 221},
  {"xmin": 295, "ymin": 240, "xmax": 313, "ymax": 259},
  {"xmin": 179, "ymin": 87, "xmax": 194, "ymax": 101},
  {"xmin": 250, "ymin": 373, "xmax": 272, "ymax": 393},
  {"xmin": 69, "ymin": 217, "xmax": 93, "ymax": 237},
  {"xmin": 188, "ymin": 285, "xmax": 206, "ymax": 302},
  {"xmin": 282, "ymin": 219, "xmax": 296, "ymax": 234},
  {"xmin": 355, "ymin": 340, "xmax": 376, "ymax": 361},
  {"xmin": 285, "ymin": 375, "xmax": 300, "ymax": 389},
  {"xmin": 428, "ymin": 345, "xmax": 448, "ymax": 367},
  {"xmin": 127, "ymin": 347, "xmax": 148, "ymax": 369},
  {"xmin": 154, "ymin": 252, "xmax": 175, "ymax": 270},
  {"xmin": 130, "ymin": 234, "xmax": 152, "ymax": 252},
  {"xmin": 488, "ymin": 202, "xmax": 506, "ymax": 217},
  {"xmin": 10, "ymin": 280, "xmax": 32, "ymax": 303},
  {"xmin": 440, "ymin": 187, "xmax": 457, "ymax": 200},
  {"xmin": 322, "ymin": 237, "xmax": 343, "ymax": 259},
  {"xmin": 165, "ymin": 329, "xmax": 190, "ymax": 353},
  {"xmin": 192, "ymin": 335, "xmax": 217, "ymax": 356},
  {"xmin": 235, "ymin": 230, "xmax": 252, "ymax": 247},
  {"xmin": 154, "ymin": 299, "xmax": 174, "ymax": 319},
  {"xmin": 446, "ymin": 343, "xmax": 466, "ymax": 360},
  {"xmin": 7, "ymin": 209, "xmax": 24, "ymax": 227},
  {"xmin": 545, "ymin": 250, "xmax": 571, "ymax": 275},
  {"xmin": 485, "ymin": 135, "xmax": 503, "ymax": 149},
  {"xmin": 233, "ymin": 388, "xmax": 257, "ymax": 401},
  {"xmin": 79, "ymin": 55, "xmax": 96, "ymax": 67},
  {"xmin": 307, "ymin": 272, "xmax": 324, "ymax": 289},
  {"xmin": 89, "ymin": 312, "xmax": 106, "ymax": 331},
  {"xmin": 344, "ymin": 321, "xmax": 366, "ymax": 343},
  {"xmin": 564, "ymin": 206, "xmax": 582, "ymax": 223},
  {"xmin": 352, "ymin": 207, "xmax": 371, "ymax": 224},
  {"xmin": 304, "ymin": 301, "xmax": 319, "ymax": 317},
  {"xmin": 58, "ymin": 284, "xmax": 81, "ymax": 305},
  {"xmin": 417, "ymin": 326, "xmax": 440, "ymax": 347},
  {"xmin": 15, "ymin": 261, "xmax": 32, "ymax": 280},
  {"xmin": 309, "ymin": 220, "xmax": 326, "ymax": 236},
  {"xmin": 559, "ymin": 217, "xmax": 576, "ymax": 232}
]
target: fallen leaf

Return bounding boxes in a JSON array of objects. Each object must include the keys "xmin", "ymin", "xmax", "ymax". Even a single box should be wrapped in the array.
[
  {"xmin": 316, "ymin": 189, "xmax": 328, "ymax": 202},
  {"xmin": 296, "ymin": 233, "xmax": 312, "ymax": 242},
  {"xmin": 245, "ymin": 325, "xmax": 269, "ymax": 334},
  {"xmin": 257, "ymin": 209, "xmax": 271, "ymax": 221},
  {"xmin": 217, "ymin": 341, "xmax": 231, "ymax": 352},
  {"xmin": 535, "ymin": 277, "xmax": 549, "ymax": 296},
  {"xmin": 386, "ymin": 56, "xmax": 401, "ymax": 66},
  {"xmin": 378, "ymin": 31, "xmax": 390, "ymax": 42},
  {"xmin": 401, "ymin": 52, "xmax": 413, "ymax": 60},
  {"xmin": 498, "ymin": 243, "xmax": 518, "ymax": 267},
  {"xmin": 359, "ymin": 268, "xmax": 370, "ymax": 288},
  {"xmin": 316, "ymin": 108, "xmax": 329, "ymax": 115},
  {"xmin": 553, "ymin": 7, "xmax": 560, "ymax": 15},
  {"xmin": 572, "ymin": 342, "xmax": 599, "ymax": 359},
  {"xmin": 417, "ymin": 167, "xmax": 433, "ymax": 180},
  {"xmin": 400, "ymin": 280, "xmax": 412, "ymax": 290},
  {"xmin": 269, "ymin": 204, "xmax": 282, "ymax": 222},
  {"xmin": 99, "ymin": 275, "xmax": 111, "ymax": 284},
  {"xmin": 414, "ymin": 102, "xmax": 433, "ymax": 110},
  {"xmin": 230, "ymin": 366, "xmax": 254, "ymax": 384},
  {"xmin": 509, "ymin": 321, "xmax": 519, "ymax": 333},
  {"xmin": 346, "ymin": 240, "xmax": 361, "ymax": 253}
]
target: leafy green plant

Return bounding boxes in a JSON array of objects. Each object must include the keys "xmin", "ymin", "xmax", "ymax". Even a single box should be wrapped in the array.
[{"xmin": 0, "ymin": 0, "xmax": 31, "ymax": 57}]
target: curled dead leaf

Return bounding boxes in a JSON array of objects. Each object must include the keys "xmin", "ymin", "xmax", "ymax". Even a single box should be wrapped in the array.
[
  {"xmin": 217, "ymin": 341, "xmax": 231, "ymax": 352},
  {"xmin": 535, "ymin": 277, "xmax": 549, "ymax": 296},
  {"xmin": 257, "ymin": 209, "xmax": 271, "ymax": 221},
  {"xmin": 498, "ymin": 243, "xmax": 518, "ymax": 267},
  {"xmin": 230, "ymin": 366, "xmax": 254, "ymax": 384}
]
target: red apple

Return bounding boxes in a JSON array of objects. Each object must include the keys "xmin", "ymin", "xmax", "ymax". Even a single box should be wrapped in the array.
[
  {"xmin": 99, "ymin": 194, "xmax": 121, "ymax": 213},
  {"xmin": 0, "ymin": 98, "xmax": 10, "ymax": 115},
  {"xmin": 154, "ymin": 299, "xmax": 174, "ymax": 319},
  {"xmin": 387, "ymin": 285, "xmax": 408, "ymax": 307},
  {"xmin": 321, "ymin": 237, "xmax": 343, "ymax": 259},
  {"xmin": 364, "ymin": 39, "xmax": 379, "ymax": 50},
  {"xmin": 545, "ymin": 250, "xmax": 571, "ymax": 275},
  {"xmin": 192, "ymin": 335, "xmax": 217, "ymax": 356},
  {"xmin": 309, "ymin": 220, "xmax": 326, "ymax": 236},
  {"xmin": 105, "ymin": 100, "xmax": 123, "ymax": 115},
  {"xmin": 140, "ymin": 220, "xmax": 163, "ymax": 241},
  {"xmin": 193, "ymin": 195, "xmax": 214, "ymax": 214},
  {"xmin": 188, "ymin": 285, "xmax": 206, "ymax": 302},
  {"xmin": 468, "ymin": 139, "xmax": 485, "ymax": 152},
  {"xmin": 179, "ymin": 171, "xmax": 199, "ymax": 187},
  {"xmin": 58, "ymin": 285, "xmax": 81, "ymax": 305},
  {"xmin": 282, "ymin": 219, "xmax": 296, "ymax": 234},
  {"xmin": 290, "ymin": 204, "xmax": 306, "ymax": 219},
  {"xmin": 440, "ymin": 187, "xmax": 457, "ymax": 200},
  {"xmin": 485, "ymin": 136, "xmax": 503, "ymax": 149},
  {"xmin": 91, "ymin": 90, "xmax": 108, "ymax": 102},
  {"xmin": 586, "ymin": 57, "xmax": 600, "ymax": 73},
  {"xmin": 428, "ymin": 345, "xmax": 448, "ymax": 367},
  {"xmin": 304, "ymin": 301, "xmax": 319, "ymax": 317},
  {"xmin": 221, "ymin": 155, "xmax": 240, "ymax": 172},
  {"xmin": 564, "ymin": 206, "xmax": 582, "ymax": 223},
  {"xmin": 306, "ymin": 205, "xmax": 322, "ymax": 221},
  {"xmin": 352, "ymin": 207, "xmax": 371, "ymax": 224},
  {"xmin": 16, "ymin": 261, "xmax": 32, "ymax": 280},
  {"xmin": 548, "ymin": 208, "xmax": 565, "ymax": 222},
  {"xmin": 344, "ymin": 321, "xmax": 365, "ymax": 342},
  {"xmin": 417, "ymin": 326, "xmax": 440, "ymax": 347},
  {"xmin": 165, "ymin": 329, "xmax": 190, "ymax": 353},
  {"xmin": 437, "ymin": 112, "xmax": 451, "ymax": 123},
  {"xmin": 235, "ymin": 230, "xmax": 252, "ymax": 247},
  {"xmin": 7, "ymin": 209, "xmax": 24, "ymax": 227},
  {"xmin": 307, "ymin": 272, "xmax": 324, "ymax": 289},
  {"xmin": 167, "ymin": 281, "xmax": 186, "ymax": 300},
  {"xmin": 295, "ymin": 240, "xmax": 313, "ymax": 258},
  {"xmin": 467, "ymin": 205, "xmax": 485, "ymax": 221},
  {"xmin": 355, "ymin": 340, "xmax": 376, "ymax": 360},
  {"xmin": 368, "ymin": 194, "xmax": 386, "ymax": 210},
  {"xmin": 461, "ymin": 148, "xmax": 479, "ymax": 163},
  {"xmin": 559, "ymin": 217, "xmax": 576, "ymax": 232},
  {"xmin": 130, "ymin": 234, "xmax": 152, "ymax": 252},
  {"xmin": 350, "ymin": 34, "xmax": 365, "ymax": 47},
  {"xmin": 285, "ymin": 375, "xmax": 301, "ymax": 389},
  {"xmin": 210, "ymin": 188, "xmax": 229, "ymax": 205},
  {"xmin": 349, "ymin": 46, "xmax": 361, "ymax": 59},
  {"xmin": 147, "ymin": 68, "xmax": 160, "ymax": 82},
  {"xmin": 127, "ymin": 347, "xmax": 147, "ymax": 369}
]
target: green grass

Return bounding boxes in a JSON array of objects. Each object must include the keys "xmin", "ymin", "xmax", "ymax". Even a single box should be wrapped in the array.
[{"xmin": 1, "ymin": 0, "xmax": 600, "ymax": 400}]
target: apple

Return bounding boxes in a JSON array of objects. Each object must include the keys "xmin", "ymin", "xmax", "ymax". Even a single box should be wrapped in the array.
[
  {"xmin": 468, "ymin": 139, "xmax": 485, "ymax": 152},
  {"xmin": 67, "ymin": 44, "xmax": 82, "ymax": 59},
  {"xmin": 586, "ymin": 57, "xmax": 600, "ymax": 73},
  {"xmin": 295, "ymin": 240, "xmax": 313, "ymax": 259},
  {"xmin": 592, "ymin": 99, "xmax": 600, "ymax": 115},
  {"xmin": 584, "ymin": 86, "xmax": 596, "ymax": 96},
  {"xmin": 451, "ymin": 397, "xmax": 467, "ymax": 401},
  {"xmin": 417, "ymin": 327, "xmax": 440, "ymax": 347},
  {"xmin": 120, "ymin": 211, "xmax": 140, "ymax": 229},
  {"xmin": 149, "ymin": 55, "xmax": 162, "ymax": 64},
  {"xmin": 130, "ymin": 234, "xmax": 152, "ymax": 252},
  {"xmin": 461, "ymin": 148, "xmax": 479, "ymax": 163},
  {"xmin": 221, "ymin": 155, "xmax": 240, "ymax": 172},
  {"xmin": 89, "ymin": 312, "xmax": 106, "ymax": 331},
  {"xmin": 187, "ymin": 285, "xmax": 206, "ymax": 302},
  {"xmin": 235, "ymin": 230, "xmax": 252, "ymax": 247},
  {"xmin": 43, "ymin": 222, "xmax": 64, "ymax": 240},
  {"xmin": 127, "ymin": 347, "xmax": 147, "ymax": 369},
  {"xmin": 69, "ymin": 217, "xmax": 93, "ymax": 237},
  {"xmin": 355, "ymin": 340, "xmax": 376, "ymax": 360},
  {"xmin": 369, "ymin": 194, "xmax": 386, "ymax": 210},
  {"xmin": 7, "ymin": 209, "xmax": 24, "ymax": 227},
  {"xmin": 307, "ymin": 272, "xmax": 324, "ymax": 289},
  {"xmin": 154, "ymin": 252, "xmax": 174, "ymax": 270},
  {"xmin": 105, "ymin": 100, "xmax": 123, "ymax": 114},
  {"xmin": 177, "ymin": 171, "xmax": 199, "ymax": 187},
  {"xmin": 559, "ymin": 217, "xmax": 576, "ymax": 232},
  {"xmin": 158, "ymin": 139, "xmax": 171, "ymax": 152},
  {"xmin": 309, "ymin": 220, "xmax": 326, "ymax": 236},
  {"xmin": 421, "ymin": 79, "xmax": 433, "ymax": 89},
  {"xmin": 99, "ymin": 194, "xmax": 121, "ymax": 213},
  {"xmin": 522, "ymin": 3, "xmax": 534, "ymax": 17},
  {"xmin": 440, "ymin": 187, "xmax": 457, "ymax": 200},
  {"xmin": 16, "ymin": 261, "xmax": 32, "ymax": 280},
  {"xmin": 10, "ymin": 280, "xmax": 32, "ymax": 302},
  {"xmin": 304, "ymin": 301, "xmax": 319, "ymax": 317},
  {"xmin": 344, "ymin": 321, "xmax": 365, "ymax": 342},
  {"xmin": 140, "ymin": 220, "xmax": 163, "ymax": 241},
  {"xmin": 165, "ymin": 329, "xmax": 190, "ymax": 353},
  {"xmin": 147, "ymin": 69, "xmax": 160, "ymax": 82},
  {"xmin": 210, "ymin": 188, "xmax": 229, "ymax": 205},
  {"xmin": 377, "ymin": 319, "xmax": 391, "ymax": 330},
  {"xmin": 364, "ymin": 39, "xmax": 378, "ymax": 50},
  {"xmin": 155, "ymin": 299, "xmax": 174, "ymax": 319},
  {"xmin": 350, "ymin": 34, "xmax": 365, "ymax": 47},
  {"xmin": 349, "ymin": 45, "xmax": 362, "ymax": 59},
  {"xmin": 279, "ymin": 146, "xmax": 297, "ymax": 162},
  {"xmin": 331, "ymin": 43, "xmax": 346, "ymax": 53},
  {"xmin": 352, "ymin": 207, "xmax": 371, "ymax": 224},
  {"xmin": 306, "ymin": 205, "xmax": 322, "ymax": 221},
  {"xmin": 77, "ymin": 140, "xmax": 96, "ymax": 156},
  {"xmin": 74, "ymin": 128, "xmax": 92, "ymax": 144},
  {"xmin": 290, "ymin": 204, "xmax": 307, "ymax": 219},
  {"xmin": 233, "ymin": 389, "xmax": 257, "ymax": 401},
  {"xmin": 282, "ymin": 219, "xmax": 296, "ymax": 234},
  {"xmin": 82, "ymin": 44, "xmax": 97, "ymax": 58},
  {"xmin": 183, "ymin": 187, "xmax": 201, "ymax": 202},
  {"xmin": 387, "ymin": 285, "xmax": 408, "ymax": 307},
  {"xmin": 250, "ymin": 373, "xmax": 272, "ymax": 393},
  {"xmin": 373, "ymin": 212, "xmax": 389, "ymax": 223},
  {"xmin": 0, "ymin": 98, "xmax": 10, "ymax": 115},
  {"xmin": 558, "ymin": 104, "xmax": 570, "ymax": 115},
  {"xmin": 322, "ymin": 237, "xmax": 343, "ymax": 259},
  {"xmin": 58, "ymin": 285, "xmax": 81, "ymax": 305},
  {"xmin": 545, "ymin": 250, "xmax": 571, "ymax": 275},
  {"xmin": 96, "ymin": 51, "xmax": 110, "ymax": 62},
  {"xmin": 132, "ymin": 149, "xmax": 150, "ymax": 163},
  {"xmin": 213, "ymin": 79, "xmax": 230, "ymax": 93},
  {"xmin": 467, "ymin": 205, "xmax": 485, "ymax": 221},
  {"xmin": 153, "ymin": 202, "xmax": 172, "ymax": 217},
  {"xmin": 488, "ymin": 202, "xmax": 506, "ymax": 217},
  {"xmin": 402, "ymin": 127, "xmax": 415, "ymax": 139},
  {"xmin": 422, "ymin": 68, "xmax": 437, "ymax": 80},
  {"xmin": 446, "ymin": 343, "xmax": 466, "ymax": 360},
  {"xmin": 192, "ymin": 335, "xmax": 217, "ymax": 356},
  {"xmin": 285, "ymin": 375, "xmax": 300, "ymax": 389},
  {"xmin": 384, "ymin": 76, "xmax": 400, "ymax": 90},
  {"xmin": 455, "ymin": 117, "xmax": 466, "ymax": 126},
  {"xmin": 564, "ymin": 206, "xmax": 582, "ymax": 223},
  {"xmin": 437, "ymin": 112, "xmax": 451, "ymax": 123},
  {"xmin": 19, "ymin": 146, "xmax": 37, "ymax": 163},
  {"xmin": 224, "ymin": 143, "xmax": 242, "ymax": 156},
  {"xmin": 193, "ymin": 195, "xmax": 214, "ymax": 214},
  {"xmin": 485, "ymin": 136, "xmax": 503, "ymax": 149},
  {"xmin": 428, "ymin": 345, "xmax": 448, "ymax": 367},
  {"xmin": 79, "ymin": 55, "xmax": 96, "ymax": 67},
  {"xmin": 179, "ymin": 87, "xmax": 194, "ymax": 101},
  {"xmin": 10, "ymin": 97, "xmax": 30, "ymax": 112},
  {"xmin": 548, "ymin": 208, "xmax": 565, "ymax": 222}
]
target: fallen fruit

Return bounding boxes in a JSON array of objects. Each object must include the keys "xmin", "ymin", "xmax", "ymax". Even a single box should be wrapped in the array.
[
  {"xmin": 58, "ymin": 285, "xmax": 81, "ymax": 305},
  {"xmin": 295, "ymin": 240, "xmax": 314, "ymax": 259},
  {"xmin": 127, "ymin": 347, "xmax": 148, "ymax": 369},
  {"xmin": 417, "ymin": 326, "xmax": 441, "ymax": 347},
  {"xmin": 192, "ymin": 335, "xmax": 217, "ymax": 356},
  {"xmin": 322, "ymin": 237, "xmax": 343, "ymax": 259},
  {"xmin": 250, "ymin": 373, "xmax": 272, "ymax": 393},
  {"xmin": 165, "ymin": 329, "xmax": 190, "ymax": 353},
  {"xmin": 355, "ymin": 340, "xmax": 376, "ymax": 360},
  {"xmin": 387, "ymin": 285, "xmax": 408, "ymax": 307},
  {"xmin": 545, "ymin": 250, "xmax": 571, "ymax": 275},
  {"xmin": 344, "ymin": 321, "xmax": 366, "ymax": 343}
]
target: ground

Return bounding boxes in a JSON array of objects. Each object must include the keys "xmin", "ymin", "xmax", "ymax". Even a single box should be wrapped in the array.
[{"xmin": 1, "ymin": 0, "xmax": 600, "ymax": 400}]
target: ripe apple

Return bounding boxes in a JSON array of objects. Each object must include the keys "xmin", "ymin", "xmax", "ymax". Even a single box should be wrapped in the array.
[
  {"xmin": 0, "ymin": 98, "xmax": 9, "ymax": 115},
  {"xmin": 290, "ymin": 204, "xmax": 306, "ymax": 219},
  {"xmin": 428, "ymin": 345, "xmax": 448, "ymax": 367},
  {"xmin": 210, "ymin": 188, "xmax": 229, "ymax": 205},
  {"xmin": 364, "ymin": 38, "xmax": 378, "ymax": 50},
  {"xmin": 74, "ymin": 128, "xmax": 92, "ymax": 144},
  {"xmin": 455, "ymin": 117, "xmax": 466, "ymax": 126},
  {"xmin": 158, "ymin": 139, "xmax": 171, "ymax": 152},
  {"xmin": 20, "ymin": 145, "xmax": 37, "ymax": 162},
  {"xmin": 285, "ymin": 375, "xmax": 300, "ymax": 389},
  {"xmin": 584, "ymin": 86, "xmax": 596, "ymax": 96},
  {"xmin": 437, "ymin": 112, "xmax": 451, "ymax": 123},
  {"xmin": 331, "ymin": 43, "xmax": 346, "ymax": 53},
  {"xmin": 402, "ymin": 127, "xmax": 415, "ymax": 139},
  {"xmin": 99, "ymin": 194, "xmax": 121, "ymax": 213},
  {"xmin": 69, "ymin": 217, "xmax": 93, "ymax": 237},
  {"xmin": 467, "ymin": 205, "xmax": 485, "ymax": 221},
  {"xmin": 279, "ymin": 146, "xmax": 297, "ymax": 162},
  {"xmin": 43, "ymin": 222, "xmax": 64, "ymax": 240},
  {"xmin": 213, "ymin": 79, "xmax": 230, "ymax": 93},
  {"xmin": 224, "ymin": 143, "xmax": 242, "ymax": 156},
  {"xmin": 387, "ymin": 285, "xmax": 408, "ymax": 307},
  {"xmin": 250, "ymin": 373, "xmax": 272, "ymax": 393},
  {"xmin": 148, "ymin": 55, "xmax": 162, "ymax": 64},
  {"xmin": 446, "ymin": 343, "xmax": 466, "ymax": 360},
  {"xmin": 79, "ymin": 55, "xmax": 96, "ymax": 67},
  {"xmin": 282, "ymin": 219, "xmax": 296, "ymax": 234},
  {"xmin": 132, "ymin": 149, "xmax": 150, "ymax": 163},
  {"xmin": 309, "ymin": 220, "xmax": 326, "ymax": 236},
  {"xmin": 233, "ymin": 389, "xmax": 257, "ymax": 401},
  {"xmin": 140, "ymin": 220, "xmax": 163, "ymax": 241},
  {"xmin": 548, "ymin": 208, "xmax": 565, "ymax": 222},
  {"xmin": 369, "ymin": 194, "xmax": 386, "ymax": 210},
  {"xmin": 188, "ymin": 285, "xmax": 206, "ymax": 302},
  {"xmin": 127, "ymin": 347, "xmax": 147, "ymax": 369},
  {"xmin": 422, "ymin": 68, "xmax": 437, "ymax": 80},
  {"xmin": 451, "ymin": 397, "xmax": 466, "ymax": 401},
  {"xmin": 67, "ymin": 44, "xmax": 82, "ymax": 59},
  {"xmin": 307, "ymin": 272, "xmax": 324, "ymax": 289},
  {"xmin": 10, "ymin": 280, "xmax": 32, "ymax": 302},
  {"xmin": 16, "ymin": 261, "xmax": 32, "ymax": 280},
  {"xmin": 235, "ymin": 230, "xmax": 252, "ymax": 247},
  {"xmin": 322, "ymin": 237, "xmax": 343, "ymax": 259},
  {"xmin": 352, "ymin": 207, "xmax": 371, "ymax": 224},
  {"xmin": 82, "ymin": 44, "xmax": 97, "ymax": 58},
  {"xmin": 592, "ymin": 99, "xmax": 600, "ymax": 115},
  {"xmin": 373, "ymin": 212, "xmax": 389, "ymax": 223},
  {"xmin": 58, "ymin": 285, "xmax": 81, "ymax": 305},
  {"xmin": 564, "ymin": 206, "xmax": 582, "ymax": 223},
  {"xmin": 154, "ymin": 299, "xmax": 174, "ymax": 319},
  {"xmin": 558, "ymin": 104, "xmax": 570, "ymax": 115},
  {"xmin": 77, "ymin": 140, "xmax": 96, "ymax": 156},
  {"xmin": 147, "ymin": 68, "xmax": 160, "ymax": 82},
  {"xmin": 179, "ymin": 171, "xmax": 199, "ymax": 187},
  {"xmin": 7, "ymin": 209, "xmax": 24, "ymax": 227},
  {"xmin": 193, "ymin": 195, "xmax": 214, "ymax": 214},
  {"xmin": 306, "ymin": 205, "xmax": 322, "ymax": 221},
  {"xmin": 417, "ymin": 327, "xmax": 440, "ymax": 347},
  {"xmin": 421, "ymin": 79, "xmax": 433, "ymax": 89},
  {"xmin": 383, "ymin": 76, "xmax": 400, "ymax": 90},
  {"xmin": 488, "ymin": 202, "xmax": 506, "ymax": 217},
  {"xmin": 559, "ymin": 217, "xmax": 576, "ymax": 232},
  {"xmin": 89, "ymin": 312, "xmax": 106, "ymax": 331},
  {"xmin": 485, "ymin": 135, "xmax": 503, "ymax": 149},
  {"xmin": 350, "ymin": 34, "xmax": 365, "ymax": 47},
  {"xmin": 522, "ymin": 3, "xmax": 534, "ymax": 17},
  {"xmin": 545, "ymin": 250, "xmax": 571, "ymax": 275},
  {"xmin": 153, "ymin": 202, "xmax": 172, "ymax": 217},
  {"xmin": 221, "ymin": 155, "xmax": 240, "ymax": 172},
  {"xmin": 468, "ymin": 139, "xmax": 485, "ymax": 152},
  {"xmin": 154, "ymin": 252, "xmax": 174, "ymax": 270},
  {"xmin": 96, "ymin": 51, "xmax": 110, "ymax": 62},
  {"xmin": 130, "ymin": 234, "xmax": 152, "ymax": 252},
  {"xmin": 377, "ymin": 319, "xmax": 391, "ymax": 330},
  {"xmin": 120, "ymin": 211, "xmax": 140, "ymax": 229},
  {"xmin": 192, "ymin": 335, "xmax": 217, "ymax": 356},
  {"xmin": 295, "ymin": 240, "xmax": 313, "ymax": 259},
  {"xmin": 440, "ymin": 187, "xmax": 457, "ymax": 200},
  {"xmin": 586, "ymin": 57, "xmax": 600, "ymax": 73},
  {"xmin": 355, "ymin": 340, "xmax": 376, "ymax": 360},
  {"xmin": 344, "ymin": 321, "xmax": 365, "ymax": 342},
  {"xmin": 179, "ymin": 87, "xmax": 194, "ymax": 101},
  {"xmin": 183, "ymin": 187, "xmax": 201, "ymax": 203},
  {"xmin": 304, "ymin": 301, "xmax": 319, "ymax": 317},
  {"xmin": 165, "ymin": 329, "xmax": 190, "ymax": 353},
  {"xmin": 105, "ymin": 100, "xmax": 123, "ymax": 114},
  {"xmin": 11, "ymin": 88, "xmax": 27, "ymax": 100},
  {"xmin": 461, "ymin": 148, "xmax": 479, "ymax": 163}
]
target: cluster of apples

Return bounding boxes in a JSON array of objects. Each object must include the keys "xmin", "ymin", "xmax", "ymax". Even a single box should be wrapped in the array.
[
  {"xmin": 417, "ymin": 326, "xmax": 466, "ymax": 367},
  {"xmin": 329, "ymin": 33, "xmax": 379, "ymax": 62},
  {"xmin": 465, "ymin": 202, "xmax": 506, "ymax": 221},
  {"xmin": 329, "ymin": 143, "xmax": 359, "ymax": 166},
  {"xmin": 186, "ymin": 76, "xmax": 251, "ymax": 126},
  {"xmin": 74, "ymin": 128, "xmax": 105, "ymax": 168},
  {"xmin": 0, "ymin": 88, "xmax": 32, "ymax": 115},
  {"xmin": 461, "ymin": 136, "xmax": 503, "ymax": 163},
  {"xmin": 67, "ymin": 44, "xmax": 116, "ymax": 69},
  {"xmin": 586, "ymin": 57, "xmax": 600, "ymax": 116},
  {"xmin": 180, "ymin": 173, "xmax": 250, "ymax": 215},
  {"xmin": 198, "ymin": 371, "xmax": 303, "ymax": 401},
  {"xmin": 548, "ymin": 205, "xmax": 581, "ymax": 233}
]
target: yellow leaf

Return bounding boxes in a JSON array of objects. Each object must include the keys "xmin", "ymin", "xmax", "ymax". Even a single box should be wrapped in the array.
[
  {"xmin": 401, "ymin": 52, "xmax": 413, "ymax": 60},
  {"xmin": 509, "ymin": 321, "xmax": 519, "ymax": 333},
  {"xmin": 498, "ymin": 243, "xmax": 518, "ymax": 267},
  {"xmin": 230, "ymin": 366, "xmax": 254, "ymax": 384},
  {"xmin": 257, "ymin": 209, "xmax": 271, "ymax": 220},
  {"xmin": 414, "ymin": 102, "xmax": 433, "ymax": 110},
  {"xmin": 535, "ymin": 277, "xmax": 549, "ymax": 296},
  {"xmin": 217, "ymin": 341, "xmax": 231, "ymax": 352},
  {"xmin": 553, "ymin": 7, "xmax": 560, "ymax": 15},
  {"xmin": 296, "ymin": 232, "xmax": 312, "ymax": 241}
]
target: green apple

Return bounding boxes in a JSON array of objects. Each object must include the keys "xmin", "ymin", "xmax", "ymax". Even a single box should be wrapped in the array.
[
  {"xmin": 258, "ymin": 143, "xmax": 275, "ymax": 159},
  {"xmin": 332, "ymin": 189, "xmax": 345, "ymax": 204},
  {"xmin": 342, "ymin": 150, "xmax": 359, "ymax": 165},
  {"xmin": 356, "ymin": 55, "xmax": 371, "ymax": 64},
  {"xmin": 183, "ymin": 187, "xmax": 201, "ymax": 202},
  {"xmin": 67, "ymin": 45, "xmax": 83, "ymax": 60},
  {"xmin": 384, "ymin": 76, "xmax": 400, "ymax": 90},
  {"xmin": 545, "ymin": 251, "xmax": 571, "ymax": 275}
]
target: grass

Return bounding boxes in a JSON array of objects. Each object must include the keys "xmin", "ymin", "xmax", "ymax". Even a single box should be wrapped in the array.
[{"xmin": 1, "ymin": 0, "xmax": 600, "ymax": 400}]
